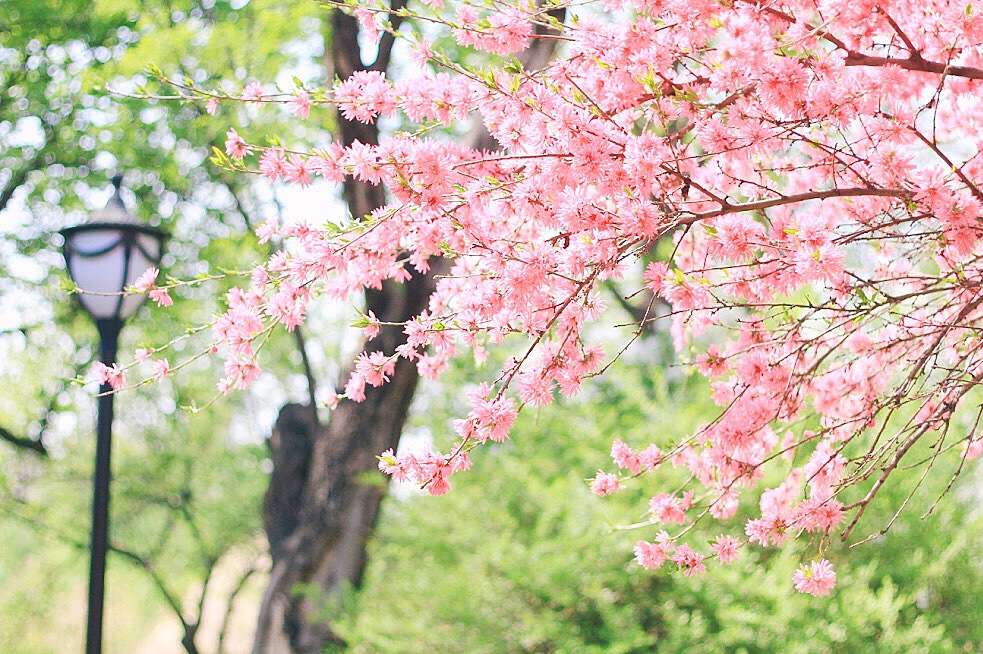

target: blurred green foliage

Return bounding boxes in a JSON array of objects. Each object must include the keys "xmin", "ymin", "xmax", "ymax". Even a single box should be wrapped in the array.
[
  {"xmin": 0, "ymin": 0, "xmax": 341, "ymax": 651},
  {"xmin": 337, "ymin": 359, "xmax": 982, "ymax": 654}
]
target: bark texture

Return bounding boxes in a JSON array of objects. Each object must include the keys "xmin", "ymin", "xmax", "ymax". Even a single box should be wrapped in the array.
[
  {"xmin": 254, "ymin": 271, "xmax": 438, "ymax": 653},
  {"xmin": 253, "ymin": 7, "xmax": 563, "ymax": 652}
]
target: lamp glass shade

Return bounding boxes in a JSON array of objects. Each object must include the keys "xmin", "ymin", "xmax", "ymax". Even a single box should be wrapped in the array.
[{"xmin": 63, "ymin": 225, "xmax": 166, "ymax": 321}]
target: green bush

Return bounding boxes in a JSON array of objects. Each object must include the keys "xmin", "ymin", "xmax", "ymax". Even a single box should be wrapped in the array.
[{"xmin": 337, "ymin": 363, "xmax": 982, "ymax": 653}]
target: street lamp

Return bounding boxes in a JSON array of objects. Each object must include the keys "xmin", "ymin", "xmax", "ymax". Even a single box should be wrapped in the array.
[{"xmin": 60, "ymin": 174, "xmax": 168, "ymax": 654}]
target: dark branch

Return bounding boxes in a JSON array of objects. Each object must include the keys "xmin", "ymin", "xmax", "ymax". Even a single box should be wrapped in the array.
[
  {"xmin": 110, "ymin": 544, "xmax": 201, "ymax": 654},
  {"xmin": 293, "ymin": 327, "xmax": 319, "ymax": 425},
  {"xmin": 843, "ymin": 52, "xmax": 983, "ymax": 80},
  {"xmin": 371, "ymin": 0, "xmax": 408, "ymax": 72},
  {"xmin": 0, "ymin": 156, "xmax": 41, "ymax": 214},
  {"xmin": 681, "ymin": 187, "xmax": 908, "ymax": 222},
  {"xmin": 218, "ymin": 564, "xmax": 259, "ymax": 654},
  {"xmin": 0, "ymin": 426, "xmax": 48, "ymax": 457}
]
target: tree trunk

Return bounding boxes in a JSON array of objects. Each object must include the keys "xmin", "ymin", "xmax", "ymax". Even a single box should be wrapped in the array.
[
  {"xmin": 255, "ymin": 270, "xmax": 438, "ymax": 653},
  {"xmin": 253, "ymin": 6, "xmax": 563, "ymax": 651}
]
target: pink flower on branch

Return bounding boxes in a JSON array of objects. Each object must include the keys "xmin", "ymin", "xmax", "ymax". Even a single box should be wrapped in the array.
[
  {"xmin": 333, "ymin": 70, "xmax": 397, "ymax": 125},
  {"xmin": 670, "ymin": 543, "xmax": 707, "ymax": 577},
  {"xmin": 93, "ymin": 362, "xmax": 126, "ymax": 391},
  {"xmin": 793, "ymin": 559, "xmax": 837, "ymax": 596},
  {"xmin": 132, "ymin": 267, "xmax": 173, "ymax": 306},
  {"xmin": 590, "ymin": 471, "xmax": 620, "ymax": 496},
  {"xmin": 150, "ymin": 0, "xmax": 983, "ymax": 594},
  {"xmin": 224, "ymin": 128, "xmax": 250, "ymax": 159},
  {"xmin": 133, "ymin": 267, "xmax": 159, "ymax": 292},
  {"xmin": 151, "ymin": 358, "xmax": 171, "ymax": 381},
  {"xmin": 240, "ymin": 81, "xmax": 266, "ymax": 104},
  {"xmin": 148, "ymin": 288, "xmax": 173, "ymax": 307},
  {"xmin": 634, "ymin": 532, "xmax": 674, "ymax": 570},
  {"xmin": 710, "ymin": 535, "xmax": 740, "ymax": 564},
  {"xmin": 287, "ymin": 90, "xmax": 312, "ymax": 119}
]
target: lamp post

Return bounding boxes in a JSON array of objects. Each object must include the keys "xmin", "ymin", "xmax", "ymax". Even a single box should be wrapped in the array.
[{"xmin": 60, "ymin": 175, "xmax": 168, "ymax": 654}]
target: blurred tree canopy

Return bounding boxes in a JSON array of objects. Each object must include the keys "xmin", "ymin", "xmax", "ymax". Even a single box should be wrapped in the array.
[{"xmin": 0, "ymin": 1, "xmax": 339, "ymax": 651}]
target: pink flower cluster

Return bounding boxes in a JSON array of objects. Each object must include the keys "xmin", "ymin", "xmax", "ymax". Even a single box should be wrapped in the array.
[
  {"xmin": 133, "ymin": 267, "xmax": 172, "ymax": 307},
  {"xmin": 93, "ymin": 361, "xmax": 126, "ymax": 391},
  {"xmin": 633, "ymin": 532, "xmax": 707, "ymax": 577},
  {"xmin": 453, "ymin": 6, "xmax": 533, "ymax": 55},
  {"xmin": 378, "ymin": 446, "xmax": 471, "ymax": 496},
  {"xmin": 195, "ymin": 0, "xmax": 983, "ymax": 594},
  {"xmin": 793, "ymin": 559, "xmax": 837, "ymax": 597},
  {"xmin": 452, "ymin": 383, "xmax": 518, "ymax": 444}
]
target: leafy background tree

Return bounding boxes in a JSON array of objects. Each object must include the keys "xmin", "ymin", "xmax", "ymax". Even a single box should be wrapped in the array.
[
  {"xmin": 340, "ymin": 357, "xmax": 982, "ymax": 654},
  {"xmin": 1, "ymin": 1, "xmax": 337, "ymax": 651}
]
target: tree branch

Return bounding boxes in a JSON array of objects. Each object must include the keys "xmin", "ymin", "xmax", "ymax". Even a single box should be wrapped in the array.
[
  {"xmin": 680, "ymin": 187, "xmax": 908, "ymax": 223},
  {"xmin": 749, "ymin": 2, "xmax": 983, "ymax": 80},
  {"xmin": 843, "ymin": 52, "xmax": 983, "ymax": 80},
  {"xmin": 110, "ymin": 544, "xmax": 202, "ymax": 654},
  {"xmin": 0, "ymin": 426, "xmax": 48, "ymax": 457},
  {"xmin": 371, "ymin": 0, "xmax": 408, "ymax": 73},
  {"xmin": 293, "ymin": 327, "xmax": 319, "ymax": 425},
  {"xmin": 0, "ymin": 156, "xmax": 41, "ymax": 214},
  {"xmin": 2, "ymin": 503, "xmax": 198, "ymax": 652},
  {"xmin": 218, "ymin": 564, "xmax": 260, "ymax": 654}
]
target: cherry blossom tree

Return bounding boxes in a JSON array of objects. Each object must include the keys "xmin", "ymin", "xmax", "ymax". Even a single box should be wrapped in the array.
[{"xmin": 139, "ymin": 0, "xmax": 983, "ymax": 642}]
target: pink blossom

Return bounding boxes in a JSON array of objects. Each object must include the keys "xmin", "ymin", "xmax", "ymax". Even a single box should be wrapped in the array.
[
  {"xmin": 354, "ymin": 7, "xmax": 380, "ymax": 43},
  {"xmin": 670, "ymin": 544, "xmax": 707, "ymax": 576},
  {"xmin": 710, "ymin": 535, "xmax": 740, "ymax": 564},
  {"xmin": 634, "ymin": 533, "xmax": 674, "ymax": 570},
  {"xmin": 696, "ymin": 345, "xmax": 727, "ymax": 377},
  {"xmin": 134, "ymin": 267, "xmax": 159, "ymax": 292},
  {"xmin": 150, "ymin": 0, "xmax": 983, "ymax": 594},
  {"xmin": 590, "ymin": 471, "xmax": 620, "ymax": 496},
  {"xmin": 649, "ymin": 493, "xmax": 688, "ymax": 525},
  {"xmin": 804, "ymin": 442, "xmax": 846, "ymax": 496},
  {"xmin": 452, "ymin": 384, "xmax": 518, "ymax": 443},
  {"xmin": 426, "ymin": 473, "xmax": 451, "ymax": 496},
  {"xmin": 251, "ymin": 266, "xmax": 270, "ymax": 289},
  {"xmin": 258, "ymin": 147, "xmax": 286, "ymax": 181},
  {"xmin": 151, "ymin": 358, "xmax": 171, "ymax": 381},
  {"xmin": 410, "ymin": 38, "xmax": 434, "ymax": 68},
  {"xmin": 219, "ymin": 358, "xmax": 261, "ymax": 393},
  {"xmin": 93, "ymin": 362, "xmax": 126, "ymax": 391},
  {"xmin": 206, "ymin": 97, "xmax": 219, "ymax": 115},
  {"xmin": 149, "ymin": 287, "xmax": 173, "ymax": 307},
  {"xmin": 288, "ymin": 90, "xmax": 312, "ymax": 119},
  {"xmin": 283, "ymin": 154, "xmax": 313, "ymax": 187},
  {"xmin": 240, "ymin": 81, "xmax": 266, "ymax": 104},
  {"xmin": 363, "ymin": 310, "xmax": 381, "ymax": 340},
  {"xmin": 454, "ymin": 6, "xmax": 531, "ymax": 55},
  {"xmin": 320, "ymin": 391, "xmax": 339, "ymax": 411},
  {"xmin": 964, "ymin": 437, "xmax": 983, "ymax": 460},
  {"xmin": 793, "ymin": 559, "xmax": 837, "ymax": 596},
  {"xmin": 255, "ymin": 218, "xmax": 280, "ymax": 244},
  {"xmin": 745, "ymin": 509, "xmax": 794, "ymax": 548},
  {"xmin": 797, "ymin": 497, "xmax": 845, "ymax": 533},
  {"xmin": 610, "ymin": 439, "xmax": 641, "ymax": 474},
  {"xmin": 638, "ymin": 445, "xmax": 662, "ymax": 471},
  {"xmin": 224, "ymin": 128, "xmax": 250, "ymax": 159},
  {"xmin": 334, "ymin": 70, "xmax": 397, "ymax": 124},
  {"xmin": 377, "ymin": 449, "xmax": 404, "ymax": 480}
]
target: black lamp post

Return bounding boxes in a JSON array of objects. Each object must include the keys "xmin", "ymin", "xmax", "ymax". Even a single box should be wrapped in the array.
[{"xmin": 60, "ymin": 175, "xmax": 167, "ymax": 654}]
